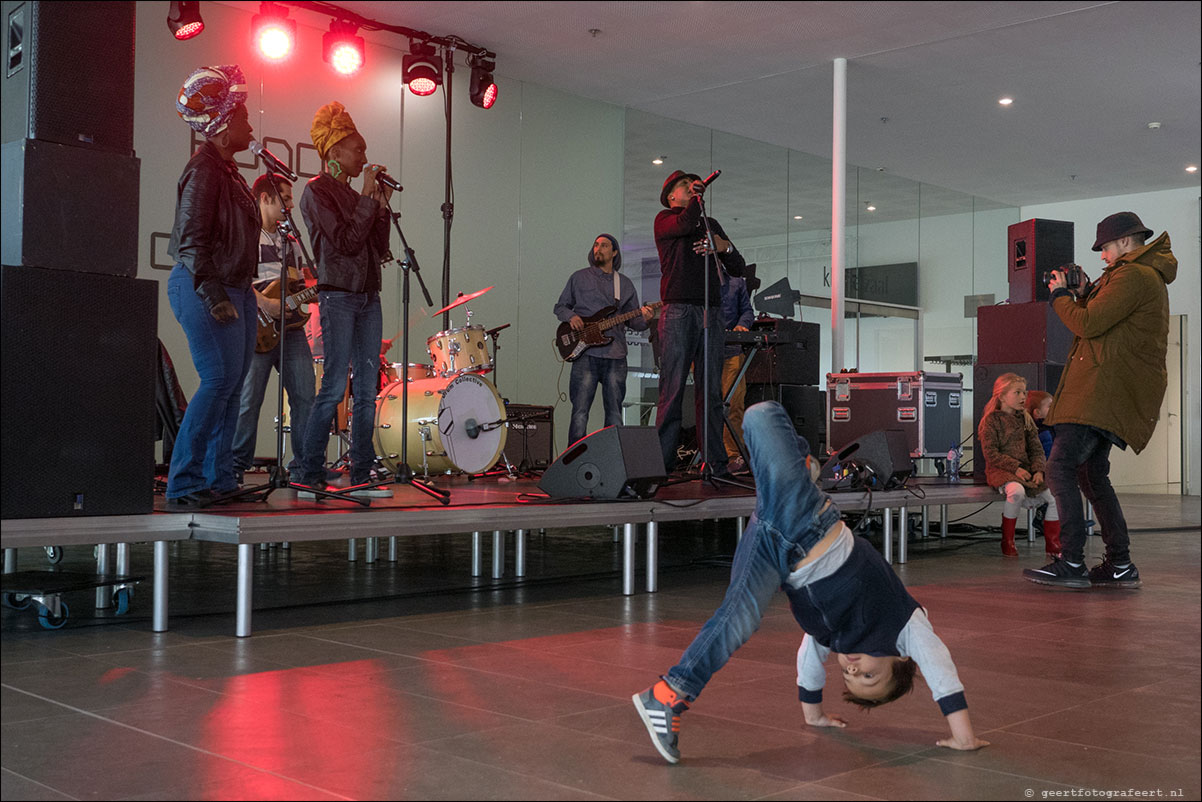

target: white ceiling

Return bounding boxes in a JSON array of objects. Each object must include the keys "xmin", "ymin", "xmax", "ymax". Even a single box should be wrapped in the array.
[{"xmin": 319, "ymin": 0, "xmax": 1200, "ymax": 208}]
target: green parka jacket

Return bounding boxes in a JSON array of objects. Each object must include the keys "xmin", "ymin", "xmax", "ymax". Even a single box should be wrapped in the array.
[{"xmin": 1045, "ymin": 232, "xmax": 1177, "ymax": 453}]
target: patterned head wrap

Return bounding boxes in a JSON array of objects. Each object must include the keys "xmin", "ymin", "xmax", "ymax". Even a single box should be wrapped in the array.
[
  {"xmin": 176, "ymin": 65, "xmax": 248, "ymax": 138},
  {"xmin": 311, "ymin": 101, "xmax": 360, "ymax": 160}
]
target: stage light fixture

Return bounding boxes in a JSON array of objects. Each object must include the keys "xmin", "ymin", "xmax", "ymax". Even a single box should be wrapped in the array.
[
  {"xmin": 167, "ymin": 1, "xmax": 204, "ymax": 40},
  {"xmin": 252, "ymin": 2, "xmax": 295, "ymax": 61},
  {"xmin": 403, "ymin": 40, "xmax": 442, "ymax": 96},
  {"xmin": 468, "ymin": 56, "xmax": 498, "ymax": 109},
  {"xmin": 323, "ymin": 20, "xmax": 365, "ymax": 75}
]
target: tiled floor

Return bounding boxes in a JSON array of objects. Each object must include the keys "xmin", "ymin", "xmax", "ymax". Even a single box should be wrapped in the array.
[{"xmin": 2, "ymin": 494, "xmax": 1199, "ymax": 800}]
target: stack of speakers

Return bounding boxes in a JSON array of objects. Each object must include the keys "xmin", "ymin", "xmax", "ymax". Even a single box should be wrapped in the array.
[
  {"xmin": 972, "ymin": 218, "xmax": 1074, "ymax": 472},
  {"xmin": 742, "ymin": 318, "xmax": 825, "ymax": 452},
  {"xmin": 2, "ymin": 1, "xmax": 158, "ymax": 518}
]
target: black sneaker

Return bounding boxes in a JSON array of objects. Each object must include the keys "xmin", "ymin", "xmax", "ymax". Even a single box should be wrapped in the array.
[
  {"xmin": 1023, "ymin": 557, "xmax": 1090, "ymax": 589},
  {"xmin": 1088, "ymin": 559, "xmax": 1141, "ymax": 589},
  {"xmin": 633, "ymin": 680, "xmax": 689, "ymax": 764}
]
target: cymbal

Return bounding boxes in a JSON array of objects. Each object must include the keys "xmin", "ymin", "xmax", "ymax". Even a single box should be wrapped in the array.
[{"xmin": 432, "ymin": 286, "xmax": 493, "ymax": 317}]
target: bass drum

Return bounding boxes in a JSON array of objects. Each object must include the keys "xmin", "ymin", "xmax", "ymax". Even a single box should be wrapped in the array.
[{"xmin": 373, "ymin": 373, "xmax": 507, "ymax": 476}]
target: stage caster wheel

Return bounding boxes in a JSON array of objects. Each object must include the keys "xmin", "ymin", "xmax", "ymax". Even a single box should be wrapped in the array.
[
  {"xmin": 37, "ymin": 601, "xmax": 69, "ymax": 630},
  {"xmin": 45, "ymin": 546, "xmax": 64, "ymax": 564},
  {"xmin": 113, "ymin": 587, "xmax": 133, "ymax": 616},
  {"xmin": 3, "ymin": 593, "xmax": 32, "ymax": 610}
]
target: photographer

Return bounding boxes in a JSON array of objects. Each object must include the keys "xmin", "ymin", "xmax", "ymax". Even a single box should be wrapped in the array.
[{"xmin": 1023, "ymin": 212, "xmax": 1177, "ymax": 589}]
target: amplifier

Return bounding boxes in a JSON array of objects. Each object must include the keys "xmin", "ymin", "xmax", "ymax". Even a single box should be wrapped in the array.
[
  {"xmin": 978, "ymin": 302, "xmax": 1072, "ymax": 365},
  {"xmin": 500, "ymin": 403, "xmax": 554, "ymax": 470},
  {"xmin": 745, "ymin": 319, "xmax": 820, "ymax": 386}
]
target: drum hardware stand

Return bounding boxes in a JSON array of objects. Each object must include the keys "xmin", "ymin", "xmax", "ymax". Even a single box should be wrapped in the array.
[
  {"xmin": 664, "ymin": 181, "xmax": 752, "ymax": 493},
  {"xmin": 349, "ymin": 203, "xmax": 449, "ymax": 504},
  {"xmin": 228, "ymin": 179, "xmax": 368, "ymax": 506},
  {"xmin": 485, "ymin": 323, "xmax": 511, "ymax": 390}
]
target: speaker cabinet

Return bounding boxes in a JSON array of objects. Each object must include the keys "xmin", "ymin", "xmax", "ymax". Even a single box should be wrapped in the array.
[
  {"xmin": 2, "ymin": 1, "xmax": 135, "ymax": 154},
  {"xmin": 1008, "ymin": 218, "xmax": 1074, "ymax": 303},
  {"xmin": 499, "ymin": 403, "xmax": 554, "ymax": 470},
  {"xmin": 1, "ymin": 139, "xmax": 140, "ymax": 276},
  {"xmin": 745, "ymin": 319, "xmax": 820, "ymax": 385},
  {"xmin": 744, "ymin": 384, "xmax": 825, "ymax": 454},
  {"xmin": 539, "ymin": 426, "xmax": 666, "ymax": 500},
  {"xmin": 818, "ymin": 429, "xmax": 913, "ymax": 491},
  {"xmin": 977, "ymin": 301, "xmax": 1073, "ymax": 365},
  {"xmin": 1, "ymin": 265, "xmax": 158, "ymax": 518}
]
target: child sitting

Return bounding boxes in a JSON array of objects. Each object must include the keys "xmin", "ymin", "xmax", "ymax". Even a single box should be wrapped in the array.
[
  {"xmin": 633, "ymin": 401, "xmax": 987, "ymax": 765},
  {"xmin": 978, "ymin": 374, "xmax": 1060, "ymax": 558},
  {"xmin": 1025, "ymin": 389, "xmax": 1055, "ymax": 457}
]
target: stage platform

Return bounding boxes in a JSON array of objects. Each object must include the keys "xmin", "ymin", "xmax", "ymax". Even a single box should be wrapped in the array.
[{"xmin": 3, "ymin": 475, "xmax": 998, "ymax": 637}]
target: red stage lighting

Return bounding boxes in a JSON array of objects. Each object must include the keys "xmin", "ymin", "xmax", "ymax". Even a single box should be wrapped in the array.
[
  {"xmin": 403, "ymin": 41, "xmax": 442, "ymax": 96},
  {"xmin": 167, "ymin": 1, "xmax": 204, "ymax": 40},
  {"xmin": 251, "ymin": 2, "xmax": 295, "ymax": 61},
  {"xmin": 469, "ymin": 57, "xmax": 498, "ymax": 109},
  {"xmin": 323, "ymin": 20, "xmax": 365, "ymax": 76}
]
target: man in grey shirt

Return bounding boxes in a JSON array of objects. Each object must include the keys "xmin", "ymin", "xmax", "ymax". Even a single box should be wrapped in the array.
[{"xmin": 554, "ymin": 234, "xmax": 654, "ymax": 445}]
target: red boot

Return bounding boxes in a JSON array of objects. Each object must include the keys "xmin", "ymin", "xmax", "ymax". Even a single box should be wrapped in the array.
[
  {"xmin": 1043, "ymin": 519, "xmax": 1062, "ymax": 557},
  {"xmin": 1001, "ymin": 516, "xmax": 1019, "ymax": 557}
]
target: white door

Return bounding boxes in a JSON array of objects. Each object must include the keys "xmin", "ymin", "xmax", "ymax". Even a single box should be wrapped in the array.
[{"xmin": 1110, "ymin": 315, "xmax": 1184, "ymax": 493}]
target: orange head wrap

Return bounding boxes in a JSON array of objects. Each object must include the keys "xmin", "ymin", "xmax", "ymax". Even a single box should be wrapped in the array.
[{"xmin": 310, "ymin": 101, "xmax": 359, "ymax": 160}]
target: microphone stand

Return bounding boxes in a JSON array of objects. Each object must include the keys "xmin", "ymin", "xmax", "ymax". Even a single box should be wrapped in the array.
[
  {"xmin": 229, "ymin": 180, "xmax": 367, "ymax": 506},
  {"xmin": 346, "ymin": 199, "xmax": 449, "ymax": 504}
]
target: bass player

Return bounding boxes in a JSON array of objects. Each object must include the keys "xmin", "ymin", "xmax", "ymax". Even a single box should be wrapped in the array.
[{"xmin": 553, "ymin": 233, "xmax": 655, "ymax": 446}]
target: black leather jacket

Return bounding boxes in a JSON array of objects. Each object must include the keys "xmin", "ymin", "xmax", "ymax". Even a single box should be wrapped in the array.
[
  {"xmin": 299, "ymin": 173, "xmax": 390, "ymax": 294},
  {"xmin": 167, "ymin": 141, "xmax": 259, "ymax": 310}
]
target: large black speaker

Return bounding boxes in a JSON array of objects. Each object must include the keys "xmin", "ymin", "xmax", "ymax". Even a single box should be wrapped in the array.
[
  {"xmin": 745, "ymin": 319, "xmax": 820, "ymax": 385},
  {"xmin": 2, "ymin": 1, "xmax": 135, "ymax": 154},
  {"xmin": 817, "ymin": 429, "xmax": 913, "ymax": 491},
  {"xmin": 1007, "ymin": 218, "xmax": 1073, "ymax": 304},
  {"xmin": 539, "ymin": 426, "xmax": 666, "ymax": 500},
  {"xmin": 744, "ymin": 384, "xmax": 825, "ymax": 454},
  {"xmin": 1, "ymin": 265, "xmax": 158, "ymax": 518},
  {"xmin": 1, "ymin": 138, "xmax": 140, "ymax": 276}
]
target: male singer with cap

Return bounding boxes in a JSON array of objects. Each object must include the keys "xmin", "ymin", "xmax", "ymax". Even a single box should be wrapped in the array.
[
  {"xmin": 654, "ymin": 170, "xmax": 745, "ymax": 476},
  {"xmin": 554, "ymin": 234, "xmax": 655, "ymax": 446},
  {"xmin": 293, "ymin": 102, "xmax": 393, "ymax": 497},
  {"xmin": 1023, "ymin": 212, "xmax": 1176, "ymax": 590}
]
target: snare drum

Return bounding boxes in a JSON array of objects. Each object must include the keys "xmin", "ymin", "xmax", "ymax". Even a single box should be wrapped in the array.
[
  {"xmin": 373, "ymin": 373, "xmax": 507, "ymax": 475},
  {"xmin": 380, "ymin": 362, "xmax": 436, "ymax": 384},
  {"xmin": 426, "ymin": 325, "xmax": 493, "ymax": 377}
]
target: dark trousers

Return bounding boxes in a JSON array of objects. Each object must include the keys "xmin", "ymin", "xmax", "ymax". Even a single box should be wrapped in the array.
[{"xmin": 1045, "ymin": 423, "xmax": 1130, "ymax": 564}]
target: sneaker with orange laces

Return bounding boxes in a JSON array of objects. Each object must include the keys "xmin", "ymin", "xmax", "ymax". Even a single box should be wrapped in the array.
[{"xmin": 633, "ymin": 679, "xmax": 689, "ymax": 764}]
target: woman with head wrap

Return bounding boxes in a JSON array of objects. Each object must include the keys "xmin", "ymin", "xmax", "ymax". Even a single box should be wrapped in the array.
[
  {"xmin": 164, "ymin": 65, "xmax": 260, "ymax": 508},
  {"xmin": 293, "ymin": 102, "xmax": 394, "ymax": 496}
]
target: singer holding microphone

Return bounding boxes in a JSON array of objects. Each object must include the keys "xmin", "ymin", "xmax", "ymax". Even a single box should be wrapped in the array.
[
  {"xmin": 654, "ymin": 169, "xmax": 745, "ymax": 477},
  {"xmin": 293, "ymin": 101, "xmax": 394, "ymax": 497},
  {"xmin": 164, "ymin": 65, "xmax": 259, "ymax": 509}
]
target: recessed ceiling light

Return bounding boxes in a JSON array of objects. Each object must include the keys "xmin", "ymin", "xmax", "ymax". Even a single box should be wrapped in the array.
[
  {"xmin": 1147, "ymin": 121, "xmax": 1161, "ymax": 130},
  {"xmin": 998, "ymin": 97, "xmax": 1013, "ymax": 106},
  {"xmin": 1188, "ymin": 165, "xmax": 1199, "ymax": 173},
  {"xmin": 865, "ymin": 204, "xmax": 876, "ymax": 212},
  {"xmin": 793, "ymin": 215, "xmax": 804, "ymax": 220},
  {"xmin": 651, "ymin": 156, "xmax": 664, "ymax": 165}
]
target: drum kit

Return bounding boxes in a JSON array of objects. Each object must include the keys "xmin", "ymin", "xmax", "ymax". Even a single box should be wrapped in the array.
[{"xmin": 304, "ymin": 286, "xmax": 511, "ymax": 478}]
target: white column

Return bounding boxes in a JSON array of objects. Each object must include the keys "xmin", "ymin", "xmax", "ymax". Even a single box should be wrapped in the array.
[{"xmin": 831, "ymin": 57, "xmax": 847, "ymax": 374}]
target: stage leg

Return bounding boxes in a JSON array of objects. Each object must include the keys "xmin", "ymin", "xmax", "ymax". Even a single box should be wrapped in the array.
[
  {"xmin": 492, "ymin": 530, "xmax": 504, "ymax": 579},
  {"xmin": 388, "ymin": 536, "xmax": 397, "ymax": 562},
  {"xmin": 236, "ymin": 543, "xmax": 253, "ymax": 637},
  {"xmin": 622, "ymin": 522, "xmax": 636, "ymax": 596},
  {"xmin": 348, "ymin": 539, "xmax": 357, "ymax": 561},
  {"xmin": 153, "ymin": 540, "xmax": 168, "ymax": 632},
  {"xmin": 883, "ymin": 508, "xmax": 893, "ymax": 564},
  {"xmin": 940, "ymin": 504, "xmax": 948, "ymax": 538},
  {"xmin": 646, "ymin": 521, "xmax": 658, "ymax": 593},
  {"xmin": 736, "ymin": 516, "xmax": 745, "ymax": 543},
  {"xmin": 3, "ymin": 548, "xmax": 14, "ymax": 573},
  {"xmin": 471, "ymin": 531, "xmax": 482, "ymax": 577},
  {"xmin": 515, "ymin": 529, "xmax": 526, "ymax": 577},
  {"xmin": 898, "ymin": 504, "xmax": 908, "ymax": 564},
  {"xmin": 95, "ymin": 544, "xmax": 112, "ymax": 609}
]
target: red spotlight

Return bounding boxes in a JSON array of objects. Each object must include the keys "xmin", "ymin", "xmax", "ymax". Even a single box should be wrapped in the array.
[
  {"xmin": 403, "ymin": 40, "xmax": 442, "ymax": 96},
  {"xmin": 251, "ymin": 2, "xmax": 295, "ymax": 61},
  {"xmin": 167, "ymin": 1, "xmax": 204, "ymax": 40},
  {"xmin": 469, "ymin": 57, "xmax": 498, "ymax": 109},
  {"xmin": 323, "ymin": 20, "xmax": 365, "ymax": 76}
]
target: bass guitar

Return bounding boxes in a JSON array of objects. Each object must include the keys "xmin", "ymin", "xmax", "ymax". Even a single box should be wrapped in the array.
[
  {"xmin": 255, "ymin": 279, "xmax": 319, "ymax": 353},
  {"xmin": 554, "ymin": 301, "xmax": 662, "ymax": 362}
]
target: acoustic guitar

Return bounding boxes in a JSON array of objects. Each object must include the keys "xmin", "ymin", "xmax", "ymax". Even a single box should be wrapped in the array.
[
  {"xmin": 255, "ymin": 279, "xmax": 319, "ymax": 353},
  {"xmin": 554, "ymin": 301, "xmax": 662, "ymax": 362}
]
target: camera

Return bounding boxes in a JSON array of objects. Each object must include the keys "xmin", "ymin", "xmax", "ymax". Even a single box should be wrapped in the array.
[{"xmin": 1042, "ymin": 263, "xmax": 1084, "ymax": 290}]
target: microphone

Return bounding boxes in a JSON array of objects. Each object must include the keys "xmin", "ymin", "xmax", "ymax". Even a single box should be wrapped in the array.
[
  {"xmin": 376, "ymin": 172, "xmax": 403, "ymax": 192},
  {"xmin": 700, "ymin": 169, "xmax": 721, "ymax": 187},
  {"xmin": 249, "ymin": 140, "xmax": 298, "ymax": 182}
]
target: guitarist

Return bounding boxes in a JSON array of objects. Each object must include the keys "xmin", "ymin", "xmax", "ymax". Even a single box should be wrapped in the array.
[
  {"xmin": 554, "ymin": 234, "xmax": 655, "ymax": 446},
  {"xmin": 230, "ymin": 172, "xmax": 317, "ymax": 483}
]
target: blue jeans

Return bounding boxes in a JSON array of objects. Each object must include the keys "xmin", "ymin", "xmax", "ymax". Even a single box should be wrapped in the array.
[
  {"xmin": 1046, "ymin": 423, "xmax": 1130, "ymax": 564},
  {"xmin": 568, "ymin": 354, "xmax": 627, "ymax": 445},
  {"xmin": 666, "ymin": 402, "xmax": 841, "ymax": 701},
  {"xmin": 298, "ymin": 291, "xmax": 382, "ymax": 485},
  {"xmin": 656, "ymin": 303, "xmax": 727, "ymax": 473},
  {"xmin": 165, "ymin": 264, "xmax": 257, "ymax": 498},
  {"xmin": 231, "ymin": 327, "xmax": 315, "ymax": 474}
]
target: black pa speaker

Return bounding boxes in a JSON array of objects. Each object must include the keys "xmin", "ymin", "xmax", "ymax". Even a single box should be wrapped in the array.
[
  {"xmin": 818, "ymin": 429, "xmax": 913, "ymax": 491},
  {"xmin": 539, "ymin": 426, "xmax": 666, "ymax": 500},
  {"xmin": 1, "ymin": 265, "xmax": 158, "ymax": 518}
]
